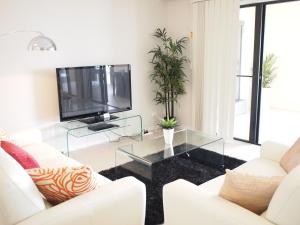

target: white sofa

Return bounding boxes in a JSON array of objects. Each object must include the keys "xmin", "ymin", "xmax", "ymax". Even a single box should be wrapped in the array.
[
  {"xmin": 163, "ymin": 141, "xmax": 300, "ymax": 225},
  {"xmin": 0, "ymin": 129, "xmax": 146, "ymax": 225}
]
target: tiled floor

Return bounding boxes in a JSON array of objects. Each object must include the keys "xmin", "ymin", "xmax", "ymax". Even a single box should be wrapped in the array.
[{"xmin": 70, "ymin": 133, "xmax": 260, "ymax": 172}]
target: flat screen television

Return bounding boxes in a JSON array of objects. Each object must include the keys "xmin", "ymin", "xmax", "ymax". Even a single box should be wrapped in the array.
[{"xmin": 56, "ymin": 64, "xmax": 132, "ymax": 121}]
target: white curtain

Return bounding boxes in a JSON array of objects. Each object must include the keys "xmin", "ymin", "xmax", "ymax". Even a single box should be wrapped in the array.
[{"xmin": 191, "ymin": 0, "xmax": 240, "ymax": 140}]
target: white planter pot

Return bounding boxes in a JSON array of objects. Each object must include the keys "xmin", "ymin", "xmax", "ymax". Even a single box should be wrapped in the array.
[
  {"xmin": 261, "ymin": 88, "xmax": 272, "ymax": 112},
  {"xmin": 163, "ymin": 128, "xmax": 174, "ymax": 145},
  {"xmin": 164, "ymin": 144, "xmax": 174, "ymax": 159}
]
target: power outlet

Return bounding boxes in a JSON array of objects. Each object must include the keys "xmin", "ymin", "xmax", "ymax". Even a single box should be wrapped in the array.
[{"xmin": 143, "ymin": 130, "xmax": 153, "ymax": 136}]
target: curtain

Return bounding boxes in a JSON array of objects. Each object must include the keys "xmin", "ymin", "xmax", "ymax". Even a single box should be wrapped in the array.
[{"xmin": 191, "ymin": 0, "xmax": 239, "ymax": 140}]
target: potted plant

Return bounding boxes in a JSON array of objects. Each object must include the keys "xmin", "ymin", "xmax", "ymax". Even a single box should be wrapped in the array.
[
  {"xmin": 261, "ymin": 53, "xmax": 278, "ymax": 112},
  {"xmin": 149, "ymin": 28, "xmax": 189, "ymax": 120},
  {"xmin": 262, "ymin": 53, "xmax": 278, "ymax": 89},
  {"xmin": 160, "ymin": 118, "xmax": 177, "ymax": 145}
]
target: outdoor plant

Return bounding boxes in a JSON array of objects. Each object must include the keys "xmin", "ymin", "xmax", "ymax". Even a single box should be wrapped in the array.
[
  {"xmin": 262, "ymin": 53, "xmax": 278, "ymax": 88},
  {"xmin": 149, "ymin": 28, "xmax": 189, "ymax": 120},
  {"xmin": 159, "ymin": 118, "xmax": 177, "ymax": 130}
]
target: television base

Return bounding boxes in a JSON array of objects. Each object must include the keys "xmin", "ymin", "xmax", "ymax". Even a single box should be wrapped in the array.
[
  {"xmin": 79, "ymin": 115, "xmax": 119, "ymax": 125},
  {"xmin": 88, "ymin": 123, "xmax": 120, "ymax": 132}
]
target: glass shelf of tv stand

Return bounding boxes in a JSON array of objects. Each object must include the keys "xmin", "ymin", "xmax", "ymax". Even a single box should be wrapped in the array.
[
  {"xmin": 63, "ymin": 123, "xmax": 130, "ymax": 138},
  {"xmin": 58, "ymin": 113, "xmax": 142, "ymax": 156},
  {"xmin": 60, "ymin": 112, "xmax": 143, "ymax": 139}
]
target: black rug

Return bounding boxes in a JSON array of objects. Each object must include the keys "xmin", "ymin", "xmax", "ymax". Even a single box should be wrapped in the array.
[{"xmin": 100, "ymin": 148, "xmax": 245, "ymax": 225}]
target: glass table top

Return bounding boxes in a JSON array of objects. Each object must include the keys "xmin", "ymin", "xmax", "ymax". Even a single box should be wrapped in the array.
[{"xmin": 117, "ymin": 129, "xmax": 223, "ymax": 166}]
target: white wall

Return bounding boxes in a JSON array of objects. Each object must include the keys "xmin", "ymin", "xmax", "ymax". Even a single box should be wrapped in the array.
[
  {"xmin": 0, "ymin": 0, "xmax": 166, "ymax": 131},
  {"xmin": 165, "ymin": 0, "xmax": 193, "ymax": 128}
]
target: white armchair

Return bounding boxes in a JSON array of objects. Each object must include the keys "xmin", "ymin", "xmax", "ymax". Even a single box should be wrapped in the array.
[
  {"xmin": 163, "ymin": 141, "xmax": 300, "ymax": 225},
  {"xmin": 163, "ymin": 179, "xmax": 274, "ymax": 225}
]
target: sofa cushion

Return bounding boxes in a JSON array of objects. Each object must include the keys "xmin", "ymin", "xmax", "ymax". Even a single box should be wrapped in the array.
[
  {"xmin": 1, "ymin": 141, "xmax": 40, "ymax": 169},
  {"xmin": 219, "ymin": 169, "xmax": 283, "ymax": 214},
  {"xmin": 280, "ymin": 137, "xmax": 300, "ymax": 172},
  {"xmin": 23, "ymin": 140, "xmax": 111, "ymax": 193},
  {"xmin": 8, "ymin": 128, "xmax": 43, "ymax": 147},
  {"xmin": 27, "ymin": 166, "xmax": 98, "ymax": 205},
  {"xmin": 199, "ymin": 158, "xmax": 286, "ymax": 195},
  {"xmin": 22, "ymin": 142, "xmax": 62, "ymax": 162},
  {"xmin": 0, "ymin": 147, "xmax": 45, "ymax": 225},
  {"xmin": 38, "ymin": 154, "xmax": 82, "ymax": 168},
  {"xmin": 235, "ymin": 158, "xmax": 286, "ymax": 177},
  {"xmin": 38, "ymin": 154, "xmax": 111, "ymax": 186},
  {"xmin": 266, "ymin": 165, "xmax": 300, "ymax": 225}
]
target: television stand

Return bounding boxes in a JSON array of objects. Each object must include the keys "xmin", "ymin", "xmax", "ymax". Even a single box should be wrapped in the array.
[
  {"xmin": 79, "ymin": 115, "xmax": 119, "ymax": 124},
  {"xmin": 59, "ymin": 112, "xmax": 143, "ymax": 156}
]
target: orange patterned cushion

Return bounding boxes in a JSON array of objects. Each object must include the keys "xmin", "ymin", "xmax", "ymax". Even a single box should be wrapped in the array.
[{"xmin": 27, "ymin": 166, "xmax": 98, "ymax": 205}]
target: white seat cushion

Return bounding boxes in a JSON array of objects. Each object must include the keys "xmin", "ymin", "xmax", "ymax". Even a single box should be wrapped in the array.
[
  {"xmin": 25, "ymin": 141, "xmax": 111, "ymax": 194},
  {"xmin": 38, "ymin": 155, "xmax": 111, "ymax": 187},
  {"xmin": 22, "ymin": 142, "xmax": 62, "ymax": 161},
  {"xmin": 9, "ymin": 129, "xmax": 42, "ymax": 147},
  {"xmin": 0, "ymin": 148, "xmax": 45, "ymax": 225},
  {"xmin": 199, "ymin": 158, "xmax": 286, "ymax": 195},
  {"xmin": 38, "ymin": 155, "xmax": 82, "ymax": 168},
  {"xmin": 236, "ymin": 158, "xmax": 287, "ymax": 177}
]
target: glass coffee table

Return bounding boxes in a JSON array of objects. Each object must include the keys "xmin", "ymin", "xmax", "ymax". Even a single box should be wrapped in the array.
[{"xmin": 116, "ymin": 129, "xmax": 224, "ymax": 180}]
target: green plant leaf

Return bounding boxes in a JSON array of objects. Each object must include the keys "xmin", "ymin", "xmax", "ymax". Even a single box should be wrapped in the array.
[
  {"xmin": 149, "ymin": 27, "xmax": 189, "ymax": 119},
  {"xmin": 262, "ymin": 53, "xmax": 278, "ymax": 88},
  {"xmin": 159, "ymin": 118, "xmax": 177, "ymax": 129}
]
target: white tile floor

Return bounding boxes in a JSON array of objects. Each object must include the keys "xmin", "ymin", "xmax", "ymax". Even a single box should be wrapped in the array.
[{"xmin": 70, "ymin": 134, "xmax": 260, "ymax": 172}]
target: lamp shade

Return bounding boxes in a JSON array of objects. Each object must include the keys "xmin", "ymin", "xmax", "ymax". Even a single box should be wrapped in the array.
[{"xmin": 27, "ymin": 35, "xmax": 57, "ymax": 51}]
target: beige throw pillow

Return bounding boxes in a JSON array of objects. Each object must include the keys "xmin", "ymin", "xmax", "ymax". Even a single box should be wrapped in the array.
[
  {"xmin": 280, "ymin": 137, "xmax": 300, "ymax": 172},
  {"xmin": 219, "ymin": 170, "xmax": 283, "ymax": 214}
]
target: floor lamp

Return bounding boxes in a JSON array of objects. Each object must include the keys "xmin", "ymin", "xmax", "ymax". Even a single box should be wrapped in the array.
[{"xmin": 0, "ymin": 30, "xmax": 57, "ymax": 51}]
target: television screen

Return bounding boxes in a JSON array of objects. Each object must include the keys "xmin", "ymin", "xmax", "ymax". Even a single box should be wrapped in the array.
[{"xmin": 56, "ymin": 64, "xmax": 132, "ymax": 121}]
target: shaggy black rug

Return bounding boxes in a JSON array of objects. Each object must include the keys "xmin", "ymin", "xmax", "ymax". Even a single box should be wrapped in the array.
[{"xmin": 100, "ymin": 147, "xmax": 245, "ymax": 225}]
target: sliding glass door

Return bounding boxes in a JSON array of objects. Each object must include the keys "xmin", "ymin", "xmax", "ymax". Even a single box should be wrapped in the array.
[
  {"xmin": 259, "ymin": 1, "xmax": 300, "ymax": 144},
  {"xmin": 234, "ymin": 7, "xmax": 256, "ymax": 141},
  {"xmin": 234, "ymin": 0, "xmax": 300, "ymax": 144}
]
